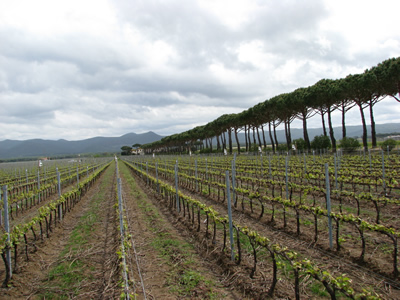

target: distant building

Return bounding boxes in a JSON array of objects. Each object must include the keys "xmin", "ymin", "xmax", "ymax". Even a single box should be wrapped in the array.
[
  {"xmin": 131, "ymin": 147, "xmax": 144, "ymax": 155},
  {"xmin": 384, "ymin": 135, "xmax": 400, "ymax": 141}
]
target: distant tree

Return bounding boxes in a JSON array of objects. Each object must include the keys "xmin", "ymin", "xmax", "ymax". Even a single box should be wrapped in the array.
[
  {"xmin": 339, "ymin": 137, "xmax": 360, "ymax": 153},
  {"xmin": 381, "ymin": 139, "xmax": 397, "ymax": 151},
  {"xmin": 132, "ymin": 143, "xmax": 142, "ymax": 148},
  {"xmin": 121, "ymin": 146, "xmax": 132, "ymax": 155},
  {"xmin": 293, "ymin": 138, "xmax": 307, "ymax": 150},
  {"xmin": 311, "ymin": 135, "xmax": 331, "ymax": 150}
]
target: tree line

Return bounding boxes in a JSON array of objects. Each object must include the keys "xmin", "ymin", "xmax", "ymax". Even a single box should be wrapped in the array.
[{"xmin": 142, "ymin": 57, "xmax": 400, "ymax": 154}]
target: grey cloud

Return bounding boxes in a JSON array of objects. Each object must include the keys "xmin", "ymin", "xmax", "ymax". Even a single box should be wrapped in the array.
[{"xmin": 0, "ymin": 0, "xmax": 399, "ymax": 141}]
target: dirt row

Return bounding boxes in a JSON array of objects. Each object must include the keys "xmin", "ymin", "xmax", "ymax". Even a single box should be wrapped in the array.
[{"xmin": 117, "ymin": 160, "xmax": 245, "ymax": 299}]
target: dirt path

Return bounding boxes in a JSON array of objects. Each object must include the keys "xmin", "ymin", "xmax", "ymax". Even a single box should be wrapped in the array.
[{"xmin": 118, "ymin": 161, "xmax": 243, "ymax": 299}]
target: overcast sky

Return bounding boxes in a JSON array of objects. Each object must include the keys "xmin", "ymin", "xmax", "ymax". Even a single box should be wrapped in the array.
[{"xmin": 1, "ymin": 0, "xmax": 400, "ymax": 141}]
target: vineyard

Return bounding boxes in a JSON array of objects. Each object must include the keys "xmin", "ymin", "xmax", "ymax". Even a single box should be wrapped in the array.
[{"xmin": 1, "ymin": 151, "xmax": 400, "ymax": 299}]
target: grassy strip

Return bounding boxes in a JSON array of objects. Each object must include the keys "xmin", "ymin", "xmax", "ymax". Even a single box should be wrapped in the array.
[
  {"xmin": 119, "ymin": 162, "xmax": 224, "ymax": 299},
  {"xmin": 36, "ymin": 163, "xmax": 115, "ymax": 299}
]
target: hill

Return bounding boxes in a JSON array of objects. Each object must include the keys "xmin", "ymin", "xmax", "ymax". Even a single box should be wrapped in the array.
[{"xmin": 0, "ymin": 131, "xmax": 163, "ymax": 159}]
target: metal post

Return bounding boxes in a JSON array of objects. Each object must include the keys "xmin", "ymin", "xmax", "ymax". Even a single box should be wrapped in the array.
[
  {"xmin": 225, "ymin": 171, "xmax": 235, "ymax": 261},
  {"xmin": 146, "ymin": 162, "xmax": 149, "ymax": 185},
  {"xmin": 268, "ymin": 154, "xmax": 272, "ymax": 178},
  {"xmin": 325, "ymin": 164, "xmax": 333, "ymax": 250},
  {"xmin": 231, "ymin": 160, "xmax": 236, "ymax": 207},
  {"xmin": 195, "ymin": 160, "xmax": 198, "ymax": 192},
  {"xmin": 206, "ymin": 158, "xmax": 208, "ymax": 180},
  {"xmin": 25, "ymin": 169, "xmax": 29, "ymax": 194},
  {"xmin": 57, "ymin": 171, "xmax": 62, "ymax": 220},
  {"xmin": 369, "ymin": 149, "xmax": 372, "ymax": 173},
  {"xmin": 76, "ymin": 166, "xmax": 79, "ymax": 187},
  {"xmin": 0, "ymin": 189, "xmax": 2, "ymax": 226},
  {"xmin": 334, "ymin": 155, "xmax": 338, "ymax": 190},
  {"xmin": 156, "ymin": 162, "xmax": 159, "ymax": 193},
  {"xmin": 382, "ymin": 151, "xmax": 386, "ymax": 195},
  {"xmin": 285, "ymin": 156, "xmax": 289, "ymax": 200},
  {"xmin": 175, "ymin": 163, "xmax": 180, "ymax": 212},
  {"xmin": 3, "ymin": 185, "xmax": 12, "ymax": 278},
  {"xmin": 38, "ymin": 170, "xmax": 41, "ymax": 203}
]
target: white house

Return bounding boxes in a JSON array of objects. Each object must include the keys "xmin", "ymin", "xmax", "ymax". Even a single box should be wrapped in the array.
[{"xmin": 131, "ymin": 147, "xmax": 144, "ymax": 155}]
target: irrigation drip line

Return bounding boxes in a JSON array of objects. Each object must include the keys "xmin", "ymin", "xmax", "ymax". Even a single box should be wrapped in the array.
[{"xmin": 119, "ymin": 173, "xmax": 147, "ymax": 300}]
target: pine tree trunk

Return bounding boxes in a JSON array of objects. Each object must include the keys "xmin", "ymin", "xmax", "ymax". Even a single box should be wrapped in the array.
[
  {"xmin": 268, "ymin": 122, "xmax": 275, "ymax": 153},
  {"xmin": 273, "ymin": 121, "xmax": 279, "ymax": 148},
  {"xmin": 248, "ymin": 126, "xmax": 252, "ymax": 151},
  {"xmin": 328, "ymin": 108, "xmax": 336, "ymax": 152},
  {"xmin": 256, "ymin": 127, "xmax": 262, "ymax": 147},
  {"xmin": 222, "ymin": 132, "xmax": 226, "ymax": 150},
  {"xmin": 369, "ymin": 100, "xmax": 377, "ymax": 148},
  {"xmin": 244, "ymin": 125, "xmax": 248, "ymax": 151},
  {"xmin": 252, "ymin": 127, "xmax": 257, "ymax": 148},
  {"xmin": 235, "ymin": 128, "xmax": 241, "ymax": 154},
  {"xmin": 321, "ymin": 110, "xmax": 327, "ymax": 136},
  {"xmin": 341, "ymin": 103, "xmax": 347, "ymax": 139},
  {"xmin": 302, "ymin": 112, "xmax": 311, "ymax": 150},
  {"xmin": 358, "ymin": 102, "xmax": 368, "ymax": 151},
  {"xmin": 228, "ymin": 129, "xmax": 233, "ymax": 154},
  {"xmin": 284, "ymin": 121, "xmax": 291, "ymax": 150},
  {"xmin": 261, "ymin": 125, "xmax": 267, "ymax": 148}
]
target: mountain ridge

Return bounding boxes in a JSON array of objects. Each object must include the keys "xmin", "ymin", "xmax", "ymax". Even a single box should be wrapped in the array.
[{"xmin": 0, "ymin": 131, "xmax": 164, "ymax": 159}]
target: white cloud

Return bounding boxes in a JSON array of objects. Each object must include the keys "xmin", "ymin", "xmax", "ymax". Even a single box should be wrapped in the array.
[{"xmin": 0, "ymin": 0, "xmax": 399, "ymax": 142}]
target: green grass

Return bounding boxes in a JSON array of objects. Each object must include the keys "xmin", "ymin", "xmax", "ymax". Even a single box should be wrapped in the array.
[{"xmin": 310, "ymin": 281, "xmax": 329, "ymax": 297}]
